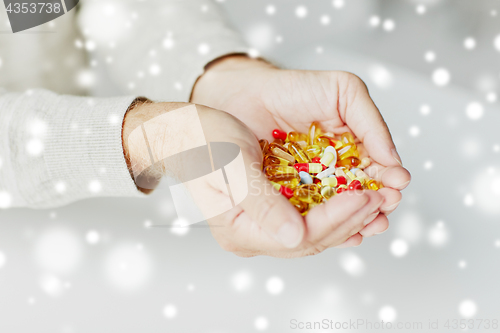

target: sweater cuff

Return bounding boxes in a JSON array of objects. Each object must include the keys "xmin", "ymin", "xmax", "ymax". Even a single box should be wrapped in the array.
[{"xmin": 5, "ymin": 89, "xmax": 145, "ymax": 208}]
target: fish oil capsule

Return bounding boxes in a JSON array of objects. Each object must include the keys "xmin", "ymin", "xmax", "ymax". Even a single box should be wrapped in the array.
[
  {"xmin": 337, "ymin": 144, "xmax": 359, "ymax": 160},
  {"xmin": 270, "ymin": 181, "xmax": 294, "ymax": 199},
  {"xmin": 304, "ymin": 145, "xmax": 322, "ymax": 159},
  {"xmin": 287, "ymin": 131, "xmax": 308, "ymax": 143},
  {"xmin": 337, "ymin": 184, "xmax": 348, "ymax": 194},
  {"xmin": 308, "ymin": 121, "xmax": 323, "ymax": 144},
  {"xmin": 272, "ymin": 129, "xmax": 287, "ymax": 141},
  {"xmin": 314, "ymin": 136, "xmax": 331, "ymax": 148},
  {"xmin": 321, "ymin": 177, "xmax": 338, "ymax": 187},
  {"xmin": 298, "ymin": 183, "xmax": 320, "ymax": 192},
  {"xmin": 321, "ymin": 186, "xmax": 336, "ymax": 199},
  {"xmin": 272, "ymin": 138, "xmax": 285, "ymax": 146},
  {"xmin": 296, "ymin": 141, "xmax": 308, "ymax": 149},
  {"xmin": 288, "ymin": 142, "xmax": 311, "ymax": 163},
  {"xmin": 366, "ymin": 179, "xmax": 381, "ymax": 191},
  {"xmin": 294, "ymin": 163, "xmax": 325, "ymax": 174},
  {"xmin": 263, "ymin": 155, "xmax": 293, "ymax": 168},
  {"xmin": 269, "ymin": 143, "xmax": 296, "ymax": 163},
  {"xmin": 358, "ymin": 157, "xmax": 371, "ymax": 169},
  {"xmin": 341, "ymin": 132, "xmax": 355, "ymax": 145},
  {"xmin": 293, "ymin": 188, "xmax": 323, "ymax": 204},
  {"xmin": 264, "ymin": 165, "xmax": 297, "ymax": 177},
  {"xmin": 337, "ymin": 156, "xmax": 360, "ymax": 168},
  {"xmin": 268, "ymin": 173, "xmax": 300, "ymax": 187},
  {"xmin": 289, "ymin": 197, "xmax": 309, "ymax": 215},
  {"xmin": 320, "ymin": 152, "xmax": 335, "ymax": 167},
  {"xmin": 259, "ymin": 139, "xmax": 269, "ymax": 154},
  {"xmin": 299, "ymin": 171, "xmax": 313, "ymax": 184}
]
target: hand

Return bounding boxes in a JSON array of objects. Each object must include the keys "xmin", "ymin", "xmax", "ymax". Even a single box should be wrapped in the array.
[
  {"xmin": 122, "ymin": 102, "xmax": 385, "ymax": 257},
  {"xmin": 191, "ymin": 55, "xmax": 412, "ymax": 245}
]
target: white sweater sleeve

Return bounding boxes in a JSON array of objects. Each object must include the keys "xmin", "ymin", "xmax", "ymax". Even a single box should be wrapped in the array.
[
  {"xmin": 0, "ymin": 1, "xmax": 247, "ymax": 209},
  {"xmin": 77, "ymin": 0, "xmax": 249, "ymax": 101},
  {"xmin": 0, "ymin": 89, "xmax": 144, "ymax": 209}
]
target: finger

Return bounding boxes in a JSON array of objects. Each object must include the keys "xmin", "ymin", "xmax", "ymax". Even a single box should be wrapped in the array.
[
  {"xmin": 305, "ymin": 191, "xmax": 370, "ymax": 244},
  {"xmin": 318, "ymin": 190, "xmax": 384, "ymax": 247},
  {"xmin": 377, "ymin": 187, "xmax": 402, "ymax": 215},
  {"xmin": 359, "ymin": 214, "xmax": 389, "ymax": 237},
  {"xmin": 334, "ymin": 233, "xmax": 363, "ymax": 248},
  {"xmin": 339, "ymin": 73, "xmax": 403, "ymax": 167},
  {"xmin": 239, "ymin": 173, "xmax": 305, "ymax": 248},
  {"xmin": 364, "ymin": 163, "xmax": 411, "ymax": 190}
]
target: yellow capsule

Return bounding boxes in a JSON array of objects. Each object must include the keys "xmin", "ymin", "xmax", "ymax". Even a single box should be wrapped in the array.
[
  {"xmin": 321, "ymin": 177, "xmax": 338, "ymax": 187},
  {"xmin": 366, "ymin": 179, "xmax": 381, "ymax": 191},
  {"xmin": 308, "ymin": 121, "xmax": 323, "ymax": 145},
  {"xmin": 287, "ymin": 131, "xmax": 308, "ymax": 143},
  {"xmin": 289, "ymin": 196, "xmax": 309, "ymax": 214},
  {"xmin": 321, "ymin": 185, "xmax": 336, "ymax": 199},
  {"xmin": 355, "ymin": 169, "xmax": 369, "ymax": 181},
  {"xmin": 320, "ymin": 152, "xmax": 335, "ymax": 167},
  {"xmin": 304, "ymin": 145, "xmax": 322, "ymax": 159},
  {"xmin": 337, "ymin": 144, "xmax": 359, "ymax": 160},
  {"xmin": 296, "ymin": 140, "xmax": 308, "ymax": 149},
  {"xmin": 335, "ymin": 168, "xmax": 347, "ymax": 178},
  {"xmin": 354, "ymin": 176, "xmax": 366, "ymax": 186},
  {"xmin": 358, "ymin": 157, "xmax": 371, "ymax": 169},
  {"xmin": 344, "ymin": 170, "xmax": 356, "ymax": 181},
  {"xmin": 341, "ymin": 132, "xmax": 355, "ymax": 145},
  {"xmin": 268, "ymin": 173, "xmax": 300, "ymax": 187},
  {"xmin": 264, "ymin": 165, "xmax": 297, "ymax": 177},
  {"xmin": 269, "ymin": 143, "xmax": 296, "ymax": 163},
  {"xmin": 337, "ymin": 156, "xmax": 361, "ymax": 168},
  {"xmin": 263, "ymin": 154, "xmax": 293, "ymax": 168},
  {"xmin": 293, "ymin": 188, "xmax": 323, "ymax": 204},
  {"xmin": 288, "ymin": 142, "xmax": 311, "ymax": 163}
]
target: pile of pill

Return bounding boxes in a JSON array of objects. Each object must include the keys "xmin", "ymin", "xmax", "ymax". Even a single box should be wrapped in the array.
[{"xmin": 259, "ymin": 122, "xmax": 382, "ymax": 215}]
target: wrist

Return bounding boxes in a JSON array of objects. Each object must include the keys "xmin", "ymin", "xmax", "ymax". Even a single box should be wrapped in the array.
[{"xmin": 190, "ymin": 54, "xmax": 276, "ymax": 108}]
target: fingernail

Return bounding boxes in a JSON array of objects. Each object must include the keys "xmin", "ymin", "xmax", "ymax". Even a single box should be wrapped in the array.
[
  {"xmin": 363, "ymin": 212, "xmax": 379, "ymax": 226},
  {"xmin": 396, "ymin": 180, "xmax": 411, "ymax": 189},
  {"xmin": 276, "ymin": 222, "xmax": 302, "ymax": 248},
  {"xmin": 383, "ymin": 200, "xmax": 401, "ymax": 211},
  {"xmin": 391, "ymin": 148, "xmax": 403, "ymax": 166},
  {"xmin": 375, "ymin": 228, "xmax": 388, "ymax": 235}
]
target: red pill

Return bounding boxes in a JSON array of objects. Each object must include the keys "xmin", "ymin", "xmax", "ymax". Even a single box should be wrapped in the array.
[
  {"xmin": 311, "ymin": 156, "xmax": 321, "ymax": 164},
  {"xmin": 294, "ymin": 163, "xmax": 324, "ymax": 174},
  {"xmin": 279, "ymin": 186, "xmax": 294, "ymax": 199},
  {"xmin": 272, "ymin": 129, "xmax": 287, "ymax": 141},
  {"xmin": 348, "ymin": 179, "xmax": 362, "ymax": 190},
  {"xmin": 337, "ymin": 185, "xmax": 348, "ymax": 194},
  {"xmin": 336, "ymin": 176, "xmax": 347, "ymax": 186}
]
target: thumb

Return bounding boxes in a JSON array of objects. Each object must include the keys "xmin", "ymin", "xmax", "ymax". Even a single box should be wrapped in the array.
[
  {"xmin": 239, "ymin": 172, "xmax": 305, "ymax": 248},
  {"xmin": 341, "ymin": 75, "xmax": 402, "ymax": 167}
]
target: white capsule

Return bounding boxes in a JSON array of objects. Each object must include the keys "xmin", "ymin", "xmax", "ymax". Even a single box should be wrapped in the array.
[{"xmin": 316, "ymin": 167, "xmax": 336, "ymax": 179}]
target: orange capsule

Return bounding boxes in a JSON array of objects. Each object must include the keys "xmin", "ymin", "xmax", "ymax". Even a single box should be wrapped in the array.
[
  {"xmin": 268, "ymin": 143, "xmax": 296, "ymax": 163},
  {"xmin": 337, "ymin": 156, "xmax": 361, "ymax": 168},
  {"xmin": 287, "ymin": 131, "xmax": 308, "ymax": 143},
  {"xmin": 366, "ymin": 179, "xmax": 382, "ymax": 191},
  {"xmin": 288, "ymin": 142, "xmax": 311, "ymax": 163},
  {"xmin": 289, "ymin": 197, "xmax": 309, "ymax": 215},
  {"xmin": 341, "ymin": 132, "xmax": 355, "ymax": 145},
  {"xmin": 259, "ymin": 139, "xmax": 269, "ymax": 154},
  {"xmin": 293, "ymin": 188, "xmax": 323, "ymax": 204},
  {"xmin": 268, "ymin": 173, "xmax": 300, "ymax": 188},
  {"xmin": 272, "ymin": 138, "xmax": 285, "ymax": 146},
  {"xmin": 337, "ymin": 144, "xmax": 359, "ymax": 160},
  {"xmin": 263, "ymin": 155, "xmax": 293, "ymax": 167},
  {"xmin": 308, "ymin": 121, "xmax": 323, "ymax": 145},
  {"xmin": 321, "ymin": 185, "xmax": 336, "ymax": 199},
  {"xmin": 264, "ymin": 165, "xmax": 297, "ymax": 177},
  {"xmin": 304, "ymin": 145, "xmax": 322, "ymax": 159},
  {"xmin": 313, "ymin": 136, "xmax": 331, "ymax": 148},
  {"xmin": 297, "ymin": 183, "xmax": 320, "ymax": 193}
]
